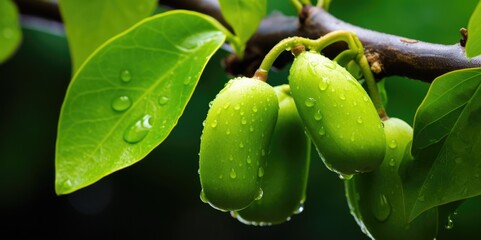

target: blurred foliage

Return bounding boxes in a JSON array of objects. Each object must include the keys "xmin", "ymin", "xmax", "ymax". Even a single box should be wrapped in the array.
[{"xmin": 0, "ymin": 0, "xmax": 480, "ymax": 239}]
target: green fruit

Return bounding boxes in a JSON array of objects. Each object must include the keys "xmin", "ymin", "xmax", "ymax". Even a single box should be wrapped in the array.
[
  {"xmin": 199, "ymin": 77, "xmax": 279, "ymax": 211},
  {"xmin": 345, "ymin": 118, "xmax": 439, "ymax": 240},
  {"xmin": 288, "ymin": 51, "xmax": 385, "ymax": 176},
  {"xmin": 232, "ymin": 84, "xmax": 311, "ymax": 225}
]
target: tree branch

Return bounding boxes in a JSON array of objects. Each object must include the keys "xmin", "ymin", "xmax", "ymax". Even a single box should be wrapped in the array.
[
  {"xmin": 225, "ymin": 6, "xmax": 481, "ymax": 82},
  {"xmin": 15, "ymin": 0, "xmax": 481, "ymax": 83}
]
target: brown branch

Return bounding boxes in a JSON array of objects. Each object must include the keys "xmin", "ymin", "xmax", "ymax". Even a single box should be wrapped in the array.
[
  {"xmin": 15, "ymin": 0, "xmax": 481, "ymax": 83},
  {"xmin": 161, "ymin": 1, "xmax": 481, "ymax": 82}
]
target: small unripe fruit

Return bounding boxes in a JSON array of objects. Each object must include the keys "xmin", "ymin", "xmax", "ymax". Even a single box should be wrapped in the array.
[
  {"xmin": 233, "ymin": 84, "xmax": 311, "ymax": 225},
  {"xmin": 199, "ymin": 77, "xmax": 278, "ymax": 211},
  {"xmin": 345, "ymin": 118, "xmax": 439, "ymax": 240},
  {"xmin": 288, "ymin": 51, "xmax": 385, "ymax": 175}
]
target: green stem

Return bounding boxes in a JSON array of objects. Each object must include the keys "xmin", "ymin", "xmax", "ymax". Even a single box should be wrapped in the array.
[
  {"xmin": 290, "ymin": 0, "xmax": 303, "ymax": 12},
  {"xmin": 256, "ymin": 30, "xmax": 360, "ymax": 79},
  {"xmin": 316, "ymin": 0, "xmax": 332, "ymax": 10},
  {"xmin": 358, "ymin": 55, "xmax": 387, "ymax": 119}
]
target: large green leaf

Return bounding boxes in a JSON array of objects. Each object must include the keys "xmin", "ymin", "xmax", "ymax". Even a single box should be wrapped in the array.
[
  {"xmin": 59, "ymin": 0, "xmax": 157, "ymax": 72},
  {"xmin": 218, "ymin": 0, "xmax": 266, "ymax": 56},
  {"xmin": 466, "ymin": 0, "xmax": 481, "ymax": 58},
  {"xmin": 55, "ymin": 10, "xmax": 227, "ymax": 195},
  {"xmin": 0, "ymin": 0, "xmax": 21, "ymax": 63},
  {"xmin": 407, "ymin": 68, "xmax": 481, "ymax": 220}
]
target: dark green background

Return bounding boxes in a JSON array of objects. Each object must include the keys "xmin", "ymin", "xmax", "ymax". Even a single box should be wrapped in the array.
[{"xmin": 1, "ymin": 0, "xmax": 480, "ymax": 239}]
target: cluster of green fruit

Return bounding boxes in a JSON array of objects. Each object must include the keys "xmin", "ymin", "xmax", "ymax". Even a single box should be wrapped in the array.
[{"xmin": 198, "ymin": 50, "xmax": 438, "ymax": 238}]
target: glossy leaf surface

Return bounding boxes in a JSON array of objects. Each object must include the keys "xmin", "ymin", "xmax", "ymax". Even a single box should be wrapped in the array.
[
  {"xmin": 409, "ymin": 68, "xmax": 481, "ymax": 220},
  {"xmin": 0, "ymin": 0, "xmax": 21, "ymax": 63},
  {"xmin": 55, "ymin": 10, "xmax": 226, "ymax": 195},
  {"xmin": 466, "ymin": 0, "xmax": 481, "ymax": 58},
  {"xmin": 59, "ymin": 0, "xmax": 157, "ymax": 72}
]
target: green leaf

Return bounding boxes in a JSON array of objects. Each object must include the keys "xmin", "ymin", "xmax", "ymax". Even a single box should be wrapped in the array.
[
  {"xmin": 466, "ymin": 0, "xmax": 481, "ymax": 58},
  {"xmin": 55, "ymin": 10, "xmax": 226, "ymax": 195},
  {"xmin": 0, "ymin": 0, "xmax": 21, "ymax": 63},
  {"xmin": 218, "ymin": 0, "xmax": 266, "ymax": 55},
  {"xmin": 59, "ymin": 0, "xmax": 157, "ymax": 72},
  {"xmin": 407, "ymin": 68, "xmax": 481, "ymax": 220}
]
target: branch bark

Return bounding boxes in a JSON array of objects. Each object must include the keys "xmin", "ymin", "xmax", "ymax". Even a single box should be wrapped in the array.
[{"xmin": 15, "ymin": 0, "xmax": 481, "ymax": 83}]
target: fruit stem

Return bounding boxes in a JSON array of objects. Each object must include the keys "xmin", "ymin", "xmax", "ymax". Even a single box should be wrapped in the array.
[
  {"xmin": 256, "ymin": 30, "xmax": 361, "ymax": 80},
  {"xmin": 290, "ymin": 0, "xmax": 303, "ymax": 12},
  {"xmin": 358, "ymin": 55, "xmax": 388, "ymax": 120},
  {"xmin": 316, "ymin": 0, "xmax": 332, "ymax": 10}
]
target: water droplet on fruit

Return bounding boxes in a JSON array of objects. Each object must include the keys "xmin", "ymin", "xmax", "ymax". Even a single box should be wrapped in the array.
[
  {"xmin": 239, "ymin": 142, "xmax": 244, "ymax": 148},
  {"xmin": 357, "ymin": 116, "xmax": 363, "ymax": 124},
  {"xmin": 318, "ymin": 126, "xmax": 326, "ymax": 136},
  {"xmin": 372, "ymin": 193, "xmax": 391, "ymax": 222},
  {"xmin": 445, "ymin": 215, "xmax": 454, "ymax": 230},
  {"xmin": 294, "ymin": 202, "xmax": 304, "ymax": 214},
  {"xmin": 123, "ymin": 114, "xmax": 152, "ymax": 143},
  {"xmin": 223, "ymin": 103, "xmax": 230, "ymax": 109},
  {"xmin": 388, "ymin": 139, "xmax": 398, "ymax": 149},
  {"xmin": 255, "ymin": 188, "xmax": 263, "ymax": 200},
  {"xmin": 241, "ymin": 118, "xmax": 247, "ymax": 125},
  {"xmin": 159, "ymin": 96, "xmax": 169, "ymax": 105},
  {"xmin": 318, "ymin": 77, "xmax": 330, "ymax": 91},
  {"xmin": 339, "ymin": 93, "xmax": 346, "ymax": 100},
  {"xmin": 210, "ymin": 120, "xmax": 218, "ymax": 128},
  {"xmin": 200, "ymin": 190, "xmax": 208, "ymax": 203},
  {"xmin": 246, "ymin": 156, "xmax": 252, "ymax": 164},
  {"xmin": 252, "ymin": 106, "xmax": 258, "ymax": 112},
  {"xmin": 234, "ymin": 104, "xmax": 240, "ymax": 110},
  {"xmin": 305, "ymin": 98, "xmax": 315, "ymax": 107},
  {"xmin": 112, "ymin": 96, "xmax": 132, "ymax": 112},
  {"xmin": 339, "ymin": 174, "xmax": 353, "ymax": 180},
  {"xmin": 363, "ymin": 95, "xmax": 369, "ymax": 102},
  {"xmin": 249, "ymin": 126, "xmax": 254, "ymax": 132},
  {"xmin": 226, "ymin": 129, "xmax": 231, "ymax": 135},
  {"xmin": 230, "ymin": 168, "xmax": 237, "ymax": 179},
  {"xmin": 389, "ymin": 158, "xmax": 396, "ymax": 167},
  {"xmin": 258, "ymin": 167, "xmax": 264, "ymax": 178},
  {"xmin": 314, "ymin": 110, "xmax": 322, "ymax": 121},
  {"xmin": 120, "ymin": 70, "xmax": 132, "ymax": 82}
]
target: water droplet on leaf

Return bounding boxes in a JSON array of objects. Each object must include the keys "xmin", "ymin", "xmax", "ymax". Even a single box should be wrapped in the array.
[
  {"xmin": 112, "ymin": 96, "xmax": 132, "ymax": 112},
  {"xmin": 230, "ymin": 168, "xmax": 237, "ymax": 179},
  {"xmin": 123, "ymin": 114, "xmax": 152, "ymax": 143},
  {"xmin": 372, "ymin": 194, "xmax": 391, "ymax": 222},
  {"xmin": 120, "ymin": 70, "xmax": 132, "ymax": 82},
  {"xmin": 159, "ymin": 96, "xmax": 169, "ymax": 105}
]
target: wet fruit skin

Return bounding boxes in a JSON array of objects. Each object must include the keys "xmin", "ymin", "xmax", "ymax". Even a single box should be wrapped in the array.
[
  {"xmin": 233, "ymin": 84, "xmax": 311, "ymax": 225},
  {"xmin": 345, "ymin": 118, "xmax": 439, "ymax": 240},
  {"xmin": 199, "ymin": 77, "xmax": 279, "ymax": 211},
  {"xmin": 288, "ymin": 51, "xmax": 385, "ymax": 175}
]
